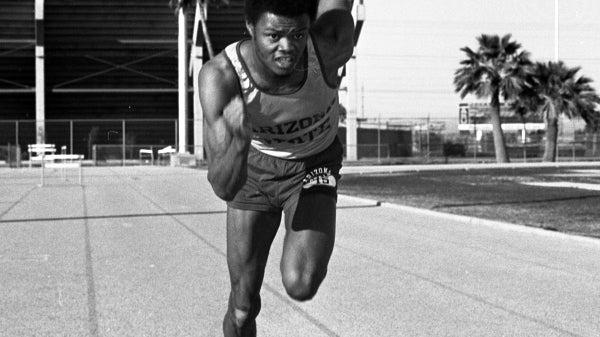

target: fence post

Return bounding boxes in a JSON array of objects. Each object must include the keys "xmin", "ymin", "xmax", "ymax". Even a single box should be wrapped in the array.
[
  {"xmin": 93, "ymin": 144, "xmax": 97, "ymax": 166},
  {"xmin": 473, "ymin": 120, "xmax": 477, "ymax": 161},
  {"xmin": 70, "ymin": 120, "xmax": 74, "ymax": 154},
  {"xmin": 386, "ymin": 121, "xmax": 390, "ymax": 160},
  {"xmin": 15, "ymin": 120, "xmax": 19, "ymax": 152},
  {"xmin": 522, "ymin": 122, "xmax": 527, "ymax": 163},
  {"xmin": 425, "ymin": 115, "xmax": 431, "ymax": 163},
  {"xmin": 175, "ymin": 119, "xmax": 179, "ymax": 150},
  {"xmin": 16, "ymin": 144, "xmax": 21, "ymax": 168},
  {"xmin": 122, "ymin": 120, "xmax": 126, "ymax": 166},
  {"xmin": 377, "ymin": 116, "xmax": 381, "ymax": 163}
]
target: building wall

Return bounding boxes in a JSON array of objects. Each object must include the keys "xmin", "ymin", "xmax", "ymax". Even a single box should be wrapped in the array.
[{"xmin": 338, "ymin": 126, "xmax": 412, "ymax": 158}]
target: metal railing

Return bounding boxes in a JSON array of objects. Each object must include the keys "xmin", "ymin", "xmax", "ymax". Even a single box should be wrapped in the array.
[
  {"xmin": 344, "ymin": 116, "xmax": 600, "ymax": 163},
  {"xmin": 0, "ymin": 118, "xmax": 198, "ymax": 166},
  {"xmin": 2, "ymin": 118, "xmax": 599, "ymax": 166}
]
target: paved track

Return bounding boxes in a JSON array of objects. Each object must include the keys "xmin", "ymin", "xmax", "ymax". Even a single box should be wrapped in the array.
[{"xmin": 0, "ymin": 166, "xmax": 599, "ymax": 336}]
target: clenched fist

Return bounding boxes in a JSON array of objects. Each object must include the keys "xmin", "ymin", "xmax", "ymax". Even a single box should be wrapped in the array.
[{"xmin": 223, "ymin": 96, "xmax": 252, "ymax": 141}]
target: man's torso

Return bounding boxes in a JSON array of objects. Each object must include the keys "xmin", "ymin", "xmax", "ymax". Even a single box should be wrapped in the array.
[{"xmin": 224, "ymin": 36, "xmax": 340, "ymax": 160}]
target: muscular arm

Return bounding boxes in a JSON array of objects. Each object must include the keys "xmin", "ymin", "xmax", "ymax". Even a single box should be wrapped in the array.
[
  {"xmin": 311, "ymin": 0, "xmax": 355, "ymax": 80},
  {"xmin": 200, "ymin": 56, "xmax": 252, "ymax": 201}
]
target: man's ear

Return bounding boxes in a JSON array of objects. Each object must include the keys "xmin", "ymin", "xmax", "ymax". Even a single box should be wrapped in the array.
[{"xmin": 245, "ymin": 21, "xmax": 255, "ymax": 38}]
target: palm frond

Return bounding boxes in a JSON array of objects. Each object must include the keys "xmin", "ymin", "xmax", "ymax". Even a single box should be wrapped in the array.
[
  {"xmin": 526, "ymin": 61, "xmax": 600, "ymax": 122},
  {"xmin": 455, "ymin": 33, "xmax": 532, "ymax": 107}
]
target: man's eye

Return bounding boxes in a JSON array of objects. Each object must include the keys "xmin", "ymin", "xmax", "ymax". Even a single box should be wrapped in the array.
[
  {"xmin": 294, "ymin": 33, "xmax": 305, "ymax": 40},
  {"xmin": 269, "ymin": 34, "xmax": 280, "ymax": 40}
]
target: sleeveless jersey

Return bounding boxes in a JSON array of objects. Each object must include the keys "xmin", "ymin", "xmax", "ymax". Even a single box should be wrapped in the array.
[{"xmin": 224, "ymin": 36, "xmax": 340, "ymax": 160}]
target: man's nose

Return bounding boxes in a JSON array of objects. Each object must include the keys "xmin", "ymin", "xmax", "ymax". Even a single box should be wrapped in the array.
[{"xmin": 277, "ymin": 37, "xmax": 293, "ymax": 52}]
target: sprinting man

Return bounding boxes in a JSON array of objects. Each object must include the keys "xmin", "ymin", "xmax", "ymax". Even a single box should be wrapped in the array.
[{"xmin": 199, "ymin": 0, "xmax": 354, "ymax": 335}]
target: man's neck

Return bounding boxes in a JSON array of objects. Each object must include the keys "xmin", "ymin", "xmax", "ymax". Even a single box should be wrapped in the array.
[{"xmin": 243, "ymin": 42, "xmax": 306, "ymax": 95}]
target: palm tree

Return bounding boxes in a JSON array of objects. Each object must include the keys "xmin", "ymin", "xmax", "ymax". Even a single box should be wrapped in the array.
[
  {"xmin": 517, "ymin": 61, "xmax": 600, "ymax": 161},
  {"xmin": 454, "ymin": 34, "xmax": 532, "ymax": 163}
]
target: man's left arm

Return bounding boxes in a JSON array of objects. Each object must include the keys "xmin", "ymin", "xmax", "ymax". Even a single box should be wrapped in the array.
[{"xmin": 311, "ymin": 0, "xmax": 355, "ymax": 75}]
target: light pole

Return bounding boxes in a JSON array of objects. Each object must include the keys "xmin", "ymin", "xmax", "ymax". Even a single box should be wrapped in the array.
[
  {"xmin": 554, "ymin": 0, "xmax": 560, "ymax": 161},
  {"xmin": 345, "ymin": 0, "xmax": 366, "ymax": 161},
  {"xmin": 554, "ymin": 0, "xmax": 559, "ymax": 62}
]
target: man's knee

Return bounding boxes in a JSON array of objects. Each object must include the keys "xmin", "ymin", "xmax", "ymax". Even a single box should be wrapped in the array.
[
  {"xmin": 228, "ymin": 308, "xmax": 252, "ymax": 328},
  {"xmin": 225, "ymin": 295, "xmax": 261, "ymax": 329},
  {"xmin": 282, "ymin": 269, "xmax": 326, "ymax": 302}
]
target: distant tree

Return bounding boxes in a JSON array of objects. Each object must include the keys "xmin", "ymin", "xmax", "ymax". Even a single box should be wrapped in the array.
[
  {"xmin": 516, "ymin": 61, "xmax": 600, "ymax": 161},
  {"xmin": 454, "ymin": 34, "xmax": 532, "ymax": 163}
]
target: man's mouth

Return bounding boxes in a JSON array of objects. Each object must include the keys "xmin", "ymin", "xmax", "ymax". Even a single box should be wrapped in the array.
[{"xmin": 275, "ymin": 56, "xmax": 295, "ymax": 69}]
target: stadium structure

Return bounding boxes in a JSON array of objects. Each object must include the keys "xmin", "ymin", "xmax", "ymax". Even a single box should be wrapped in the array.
[{"xmin": 0, "ymin": 0, "xmax": 367, "ymax": 165}]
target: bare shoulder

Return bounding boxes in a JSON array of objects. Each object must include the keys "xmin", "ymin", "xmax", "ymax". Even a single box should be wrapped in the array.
[
  {"xmin": 199, "ymin": 52, "xmax": 238, "ymax": 97},
  {"xmin": 199, "ymin": 51, "xmax": 240, "ymax": 121}
]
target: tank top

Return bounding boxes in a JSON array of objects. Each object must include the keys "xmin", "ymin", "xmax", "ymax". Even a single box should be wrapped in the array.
[{"xmin": 224, "ymin": 35, "xmax": 340, "ymax": 160}]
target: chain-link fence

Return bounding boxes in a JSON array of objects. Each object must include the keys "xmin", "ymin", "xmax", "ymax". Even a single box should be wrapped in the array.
[
  {"xmin": 0, "ymin": 119, "xmax": 196, "ymax": 166},
  {"xmin": 340, "ymin": 117, "xmax": 600, "ymax": 164},
  {"xmin": 2, "ymin": 117, "xmax": 599, "ymax": 167}
]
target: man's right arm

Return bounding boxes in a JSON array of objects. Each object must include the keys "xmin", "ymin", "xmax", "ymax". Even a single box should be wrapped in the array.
[{"xmin": 199, "ymin": 57, "xmax": 252, "ymax": 201}]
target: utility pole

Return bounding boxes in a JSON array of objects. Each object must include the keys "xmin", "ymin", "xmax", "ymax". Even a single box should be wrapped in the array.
[
  {"xmin": 554, "ymin": 0, "xmax": 560, "ymax": 161},
  {"xmin": 554, "ymin": 0, "xmax": 559, "ymax": 62},
  {"xmin": 345, "ymin": 0, "xmax": 365, "ymax": 161}
]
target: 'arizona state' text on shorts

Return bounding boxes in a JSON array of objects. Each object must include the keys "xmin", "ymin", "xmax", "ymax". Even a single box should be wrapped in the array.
[{"xmin": 227, "ymin": 137, "xmax": 343, "ymax": 213}]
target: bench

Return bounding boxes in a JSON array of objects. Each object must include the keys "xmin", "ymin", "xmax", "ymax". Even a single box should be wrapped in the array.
[
  {"xmin": 157, "ymin": 146, "xmax": 176, "ymax": 165},
  {"xmin": 28, "ymin": 143, "xmax": 56, "ymax": 168},
  {"xmin": 28, "ymin": 144, "xmax": 84, "ymax": 186}
]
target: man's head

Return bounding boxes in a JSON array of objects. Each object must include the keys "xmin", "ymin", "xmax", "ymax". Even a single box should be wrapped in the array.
[
  {"xmin": 244, "ymin": 0, "xmax": 318, "ymax": 26},
  {"xmin": 244, "ymin": 0, "xmax": 318, "ymax": 77}
]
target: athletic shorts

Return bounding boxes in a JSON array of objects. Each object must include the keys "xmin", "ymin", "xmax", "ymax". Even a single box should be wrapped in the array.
[{"xmin": 227, "ymin": 136, "xmax": 343, "ymax": 213}]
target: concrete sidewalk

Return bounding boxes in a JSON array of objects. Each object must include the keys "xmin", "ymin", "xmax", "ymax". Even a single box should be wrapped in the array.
[{"xmin": 0, "ymin": 166, "xmax": 599, "ymax": 337}]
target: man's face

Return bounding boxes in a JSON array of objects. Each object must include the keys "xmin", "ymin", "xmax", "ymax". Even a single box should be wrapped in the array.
[{"xmin": 247, "ymin": 12, "xmax": 310, "ymax": 77}]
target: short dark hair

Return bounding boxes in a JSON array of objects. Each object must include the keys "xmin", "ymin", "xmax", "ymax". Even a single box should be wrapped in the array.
[{"xmin": 244, "ymin": 0, "xmax": 318, "ymax": 25}]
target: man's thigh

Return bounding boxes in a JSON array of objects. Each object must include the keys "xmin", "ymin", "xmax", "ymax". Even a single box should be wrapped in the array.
[{"xmin": 281, "ymin": 191, "xmax": 337, "ymax": 278}]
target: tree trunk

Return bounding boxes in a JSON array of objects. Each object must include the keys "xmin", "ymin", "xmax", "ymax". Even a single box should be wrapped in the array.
[
  {"xmin": 489, "ymin": 101, "xmax": 509, "ymax": 163},
  {"xmin": 593, "ymin": 131, "xmax": 598, "ymax": 157},
  {"xmin": 543, "ymin": 117, "xmax": 559, "ymax": 162}
]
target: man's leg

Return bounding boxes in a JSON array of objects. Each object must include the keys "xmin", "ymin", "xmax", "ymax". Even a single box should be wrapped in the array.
[
  {"xmin": 223, "ymin": 207, "xmax": 281, "ymax": 337},
  {"xmin": 280, "ymin": 191, "xmax": 336, "ymax": 301}
]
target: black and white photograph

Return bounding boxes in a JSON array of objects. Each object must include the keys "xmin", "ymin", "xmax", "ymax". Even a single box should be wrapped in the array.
[{"xmin": 1, "ymin": 0, "xmax": 599, "ymax": 336}]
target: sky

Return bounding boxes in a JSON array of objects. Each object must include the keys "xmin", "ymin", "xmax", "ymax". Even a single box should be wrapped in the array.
[{"xmin": 345, "ymin": 0, "xmax": 600, "ymax": 124}]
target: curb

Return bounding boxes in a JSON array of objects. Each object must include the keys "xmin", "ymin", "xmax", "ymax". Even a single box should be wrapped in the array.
[
  {"xmin": 338, "ymin": 194, "xmax": 600, "ymax": 247},
  {"xmin": 340, "ymin": 161, "xmax": 600, "ymax": 175}
]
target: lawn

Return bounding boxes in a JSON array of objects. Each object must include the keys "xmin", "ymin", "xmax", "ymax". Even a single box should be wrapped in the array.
[{"xmin": 338, "ymin": 167, "xmax": 600, "ymax": 239}]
